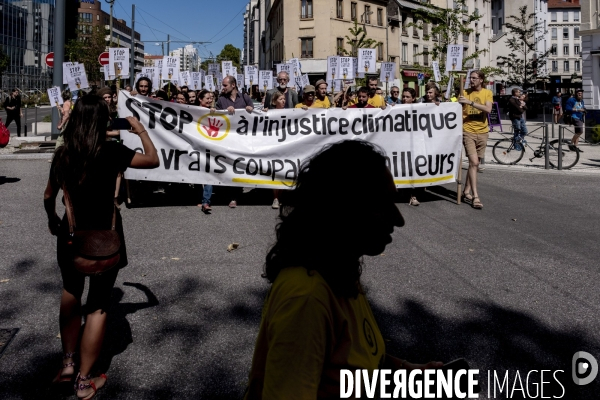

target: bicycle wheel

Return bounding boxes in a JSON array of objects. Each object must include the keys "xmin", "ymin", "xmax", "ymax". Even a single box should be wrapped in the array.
[
  {"xmin": 548, "ymin": 139, "xmax": 580, "ymax": 169},
  {"xmin": 492, "ymin": 139, "xmax": 525, "ymax": 165}
]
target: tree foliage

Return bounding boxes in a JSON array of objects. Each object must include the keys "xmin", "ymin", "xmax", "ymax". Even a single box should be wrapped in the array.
[
  {"xmin": 339, "ymin": 20, "xmax": 382, "ymax": 57},
  {"xmin": 0, "ymin": 47, "xmax": 9, "ymax": 79},
  {"xmin": 201, "ymin": 44, "xmax": 242, "ymax": 71},
  {"xmin": 65, "ymin": 25, "xmax": 116, "ymax": 85},
  {"xmin": 496, "ymin": 6, "xmax": 550, "ymax": 88}
]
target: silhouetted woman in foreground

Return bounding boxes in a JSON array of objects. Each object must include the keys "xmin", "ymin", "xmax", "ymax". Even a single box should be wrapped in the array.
[
  {"xmin": 44, "ymin": 95, "xmax": 158, "ymax": 399},
  {"xmin": 245, "ymin": 140, "xmax": 442, "ymax": 399}
]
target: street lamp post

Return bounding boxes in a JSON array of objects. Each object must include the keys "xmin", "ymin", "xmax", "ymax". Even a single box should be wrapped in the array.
[{"xmin": 105, "ymin": 0, "xmax": 115, "ymax": 48}]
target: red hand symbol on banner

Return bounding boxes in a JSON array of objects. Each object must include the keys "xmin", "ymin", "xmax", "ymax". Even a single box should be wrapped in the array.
[{"xmin": 202, "ymin": 118, "xmax": 223, "ymax": 137}]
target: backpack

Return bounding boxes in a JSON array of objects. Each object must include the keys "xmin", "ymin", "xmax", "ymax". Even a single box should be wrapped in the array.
[{"xmin": 0, "ymin": 118, "xmax": 10, "ymax": 148}]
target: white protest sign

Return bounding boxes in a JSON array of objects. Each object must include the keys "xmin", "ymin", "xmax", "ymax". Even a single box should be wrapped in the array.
[
  {"xmin": 237, "ymin": 74, "xmax": 245, "ymax": 90},
  {"xmin": 358, "ymin": 49, "xmax": 377, "ymax": 74},
  {"xmin": 293, "ymin": 75, "xmax": 303, "ymax": 92},
  {"xmin": 208, "ymin": 63, "xmax": 220, "ymax": 77},
  {"xmin": 379, "ymin": 62, "xmax": 396, "ymax": 83},
  {"xmin": 221, "ymin": 61, "xmax": 234, "ymax": 78},
  {"xmin": 272, "ymin": 77, "xmax": 278, "ymax": 89},
  {"xmin": 463, "ymin": 69, "xmax": 475, "ymax": 89},
  {"xmin": 118, "ymin": 91, "xmax": 463, "ymax": 189},
  {"xmin": 353, "ymin": 57, "xmax": 364, "ymax": 78},
  {"xmin": 180, "ymin": 71, "xmax": 191, "ymax": 87},
  {"xmin": 154, "ymin": 58, "xmax": 164, "ymax": 84},
  {"xmin": 326, "ymin": 56, "xmax": 340, "ymax": 84},
  {"xmin": 103, "ymin": 65, "xmax": 111, "ymax": 81},
  {"xmin": 333, "ymin": 80, "xmax": 343, "ymax": 93},
  {"xmin": 432, "ymin": 61, "xmax": 442, "ymax": 82},
  {"xmin": 301, "ymin": 74, "xmax": 310, "ymax": 89},
  {"xmin": 445, "ymin": 45, "xmax": 463, "ymax": 72},
  {"xmin": 259, "ymin": 70, "xmax": 273, "ymax": 92},
  {"xmin": 289, "ymin": 58, "xmax": 301, "ymax": 77},
  {"xmin": 162, "ymin": 57, "xmax": 180, "ymax": 82},
  {"xmin": 445, "ymin": 75, "xmax": 454, "ymax": 100},
  {"xmin": 47, "ymin": 86, "xmax": 63, "ymax": 107},
  {"xmin": 62, "ymin": 62, "xmax": 78, "ymax": 84},
  {"xmin": 276, "ymin": 63, "xmax": 292, "ymax": 76},
  {"xmin": 192, "ymin": 72, "xmax": 202, "ymax": 90},
  {"xmin": 205, "ymin": 75, "xmax": 215, "ymax": 92},
  {"xmin": 109, "ymin": 47, "xmax": 130, "ymax": 77},
  {"xmin": 231, "ymin": 67, "xmax": 238, "ymax": 78},
  {"xmin": 141, "ymin": 67, "xmax": 158, "ymax": 89},
  {"xmin": 66, "ymin": 64, "xmax": 90, "ymax": 91},
  {"xmin": 339, "ymin": 57, "xmax": 354, "ymax": 80},
  {"xmin": 244, "ymin": 65, "xmax": 258, "ymax": 86}
]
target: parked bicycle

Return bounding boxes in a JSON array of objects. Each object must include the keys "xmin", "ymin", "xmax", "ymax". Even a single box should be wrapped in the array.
[{"xmin": 492, "ymin": 133, "xmax": 580, "ymax": 169}]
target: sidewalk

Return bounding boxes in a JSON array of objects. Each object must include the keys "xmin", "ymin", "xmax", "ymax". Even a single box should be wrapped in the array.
[{"xmin": 478, "ymin": 120, "xmax": 600, "ymax": 175}]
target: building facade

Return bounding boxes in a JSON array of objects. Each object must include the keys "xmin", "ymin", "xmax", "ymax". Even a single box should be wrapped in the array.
[
  {"xmin": 243, "ymin": 0, "xmax": 259, "ymax": 66},
  {"xmin": 170, "ymin": 44, "xmax": 200, "ymax": 72},
  {"xmin": 547, "ymin": 0, "xmax": 581, "ymax": 92},
  {"xmin": 580, "ymin": 0, "xmax": 600, "ymax": 139},
  {"xmin": 0, "ymin": 0, "xmax": 55, "ymax": 96}
]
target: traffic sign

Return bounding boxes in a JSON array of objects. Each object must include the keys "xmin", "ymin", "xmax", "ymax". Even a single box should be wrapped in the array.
[
  {"xmin": 45, "ymin": 52, "xmax": 54, "ymax": 68},
  {"xmin": 98, "ymin": 52, "xmax": 110, "ymax": 66}
]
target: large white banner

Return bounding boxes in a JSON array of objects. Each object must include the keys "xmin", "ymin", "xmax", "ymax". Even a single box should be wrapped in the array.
[{"xmin": 118, "ymin": 92, "xmax": 462, "ymax": 189}]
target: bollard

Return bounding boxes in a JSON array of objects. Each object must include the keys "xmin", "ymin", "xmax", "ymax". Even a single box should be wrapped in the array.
[
  {"xmin": 24, "ymin": 106, "xmax": 28, "ymax": 136},
  {"xmin": 552, "ymin": 123, "xmax": 555, "ymax": 139},
  {"xmin": 558, "ymin": 125, "xmax": 563, "ymax": 170},
  {"xmin": 544, "ymin": 123, "xmax": 549, "ymax": 170},
  {"xmin": 35, "ymin": 105, "xmax": 38, "ymax": 136}
]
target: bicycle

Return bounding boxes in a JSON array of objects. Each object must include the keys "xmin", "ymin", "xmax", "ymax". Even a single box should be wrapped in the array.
[{"xmin": 492, "ymin": 132, "xmax": 580, "ymax": 169}]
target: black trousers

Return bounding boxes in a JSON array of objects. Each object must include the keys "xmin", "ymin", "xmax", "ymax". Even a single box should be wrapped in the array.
[{"xmin": 5, "ymin": 113, "xmax": 21, "ymax": 136}]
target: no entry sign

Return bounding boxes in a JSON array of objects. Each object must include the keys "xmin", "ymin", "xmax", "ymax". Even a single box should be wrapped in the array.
[
  {"xmin": 45, "ymin": 52, "xmax": 54, "ymax": 68},
  {"xmin": 98, "ymin": 52, "xmax": 110, "ymax": 66}
]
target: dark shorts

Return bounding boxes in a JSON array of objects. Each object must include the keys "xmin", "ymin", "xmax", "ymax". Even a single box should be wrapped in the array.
[{"xmin": 573, "ymin": 119, "xmax": 584, "ymax": 135}]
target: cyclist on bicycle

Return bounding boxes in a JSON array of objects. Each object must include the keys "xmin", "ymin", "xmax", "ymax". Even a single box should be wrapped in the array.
[{"xmin": 565, "ymin": 89, "xmax": 585, "ymax": 152}]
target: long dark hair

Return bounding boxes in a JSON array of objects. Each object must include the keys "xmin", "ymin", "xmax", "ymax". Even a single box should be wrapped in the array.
[
  {"xmin": 53, "ymin": 95, "xmax": 109, "ymax": 187},
  {"xmin": 264, "ymin": 140, "xmax": 388, "ymax": 298}
]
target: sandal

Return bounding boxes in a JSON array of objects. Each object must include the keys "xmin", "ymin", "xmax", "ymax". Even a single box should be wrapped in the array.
[
  {"xmin": 463, "ymin": 191, "xmax": 473, "ymax": 202},
  {"xmin": 75, "ymin": 372, "xmax": 107, "ymax": 400},
  {"xmin": 52, "ymin": 352, "xmax": 76, "ymax": 384},
  {"xmin": 472, "ymin": 197, "xmax": 483, "ymax": 210}
]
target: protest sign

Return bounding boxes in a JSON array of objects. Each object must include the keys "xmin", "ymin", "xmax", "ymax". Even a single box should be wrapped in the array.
[
  {"xmin": 358, "ymin": 49, "xmax": 376, "ymax": 74},
  {"xmin": 244, "ymin": 65, "xmax": 258, "ymax": 86},
  {"xmin": 379, "ymin": 62, "xmax": 396, "ymax": 83},
  {"xmin": 109, "ymin": 47, "xmax": 129, "ymax": 77},
  {"xmin": 463, "ymin": 69, "xmax": 475, "ymax": 89},
  {"xmin": 205, "ymin": 75, "xmax": 215, "ymax": 92},
  {"xmin": 66, "ymin": 64, "xmax": 89, "ymax": 91},
  {"xmin": 141, "ymin": 67, "xmax": 159, "ymax": 90},
  {"xmin": 273, "ymin": 77, "xmax": 278, "ymax": 89},
  {"xmin": 326, "ymin": 56, "xmax": 340, "ymax": 84},
  {"xmin": 162, "ymin": 56, "xmax": 180, "ymax": 82},
  {"xmin": 135, "ymin": 72, "xmax": 149, "ymax": 86},
  {"xmin": 47, "ymin": 87, "xmax": 63, "ymax": 107},
  {"xmin": 192, "ymin": 72, "xmax": 203, "ymax": 90},
  {"xmin": 222, "ymin": 61, "xmax": 234, "ymax": 77},
  {"xmin": 353, "ymin": 57, "xmax": 364, "ymax": 78},
  {"xmin": 432, "ymin": 61, "xmax": 442, "ymax": 82},
  {"xmin": 445, "ymin": 75, "xmax": 454, "ymax": 100},
  {"xmin": 180, "ymin": 71, "xmax": 191, "ymax": 87},
  {"xmin": 339, "ymin": 57, "xmax": 354, "ymax": 80},
  {"xmin": 276, "ymin": 63, "xmax": 292, "ymax": 76},
  {"xmin": 118, "ymin": 91, "xmax": 463, "ymax": 189},
  {"xmin": 445, "ymin": 45, "xmax": 464, "ymax": 72},
  {"xmin": 208, "ymin": 63, "xmax": 220, "ymax": 77},
  {"xmin": 154, "ymin": 58, "xmax": 164, "ymax": 83},
  {"xmin": 237, "ymin": 74, "xmax": 245, "ymax": 90},
  {"xmin": 259, "ymin": 70, "xmax": 273, "ymax": 92},
  {"xmin": 289, "ymin": 58, "xmax": 301, "ymax": 77},
  {"xmin": 301, "ymin": 74, "xmax": 310, "ymax": 89},
  {"xmin": 62, "ymin": 62, "xmax": 78, "ymax": 84},
  {"xmin": 103, "ymin": 64, "xmax": 111, "ymax": 81}
]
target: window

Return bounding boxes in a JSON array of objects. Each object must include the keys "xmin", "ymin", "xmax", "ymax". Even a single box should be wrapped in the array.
[
  {"xmin": 575, "ymin": 60, "xmax": 580, "ymax": 71},
  {"xmin": 413, "ymin": 19, "xmax": 419, "ymax": 37},
  {"xmin": 402, "ymin": 43, "xmax": 408, "ymax": 63},
  {"xmin": 423, "ymin": 22, "xmax": 429, "ymax": 36},
  {"xmin": 563, "ymin": 28, "xmax": 569, "ymax": 39},
  {"xmin": 563, "ymin": 11, "xmax": 568, "ymax": 22},
  {"xmin": 575, "ymin": 28, "xmax": 579, "ymax": 38},
  {"xmin": 377, "ymin": 43, "xmax": 383, "ymax": 60},
  {"xmin": 301, "ymin": 38, "xmax": 313, "ymax": 58},
  {"xmin": 563, "ymin": 60, "xmax": 569, "ymax": 72},
  {"xmin": 574, "ymin": 11, "xmax": 580, "ymax": 22},
  {"xmin": 574, "ymin": 45, "xmax": 580, "ymax": 55},
  {"xmin": 301, "ymin": 0, "xmax": 313, "ymax": 19},
  {"xmin": 413, "ymin": 44, "xmax": 419, "ymax": 64},
  {"xmin": 475, "ymin": 33, "xmax": 480, "ymax": 44},
  {"xmin": 364, "ymin": 6, "xmax": 371, "ymax": 24},
  {"xmin": 563, "ymin": 45, "xmax": 569, "ymax": 56},
  {"xmin": 551, "ymin": 44, "xmax": 557, "ymax": 55},
  {"xmin": 463, "ymin": 32, "xmax": 469, "ymax": 42},
  {"xmin": 351, "ymin": 2, "xmax": 357, "ymax": 21},
  {"xmin": 423, "ymin": 46, "xmax": 429, "ymax": 66},
  {"xmin": 337, "ymin": 38, "xmax": 344, "ymax": 55},
  {"xmin": 551, "ymin": 12, "xmax": 556, "ymax": 22},
  {"xmin": 377, "ymin": 8, "xmax": 383, "ymax": 26},
  {"xmin": 401, "ymin": 13, "xmax": 408, "ymax": 35},
  {"xmin": 552, "ymin": 28, "xmax": 557, "ymax": 39},
  {"xmin": 552, "ymin": 61, "xmax": 558, "ymax": 72},
  {"xmin": 337, "ymin": 0, "xmax": 343, "ymax": 19}
]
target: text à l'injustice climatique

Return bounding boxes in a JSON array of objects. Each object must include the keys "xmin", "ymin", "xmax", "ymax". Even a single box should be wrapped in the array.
[{"xmin": 124, "ymin": 97, "xmax": 459, "ymax": 183}]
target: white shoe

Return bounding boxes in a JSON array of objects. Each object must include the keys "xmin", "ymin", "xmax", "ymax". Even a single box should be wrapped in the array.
[{"xmin": 272, "ymin": 198, "xmax": 280, "ymax": 209}]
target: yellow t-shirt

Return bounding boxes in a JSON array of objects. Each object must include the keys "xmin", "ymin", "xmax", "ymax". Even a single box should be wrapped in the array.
[
  {"xmin": 312, "ymin": 96, "xmax": 331, "ymax": 109},
  {"xmin": 294, "ymin": 102, "xmax": 307, "ymax": 108},
  {"xmin": 245, "ymin": 267, "xmax": 385, "ymax": 400},
  {"xmin": 367, "ymin": 94, "xmax": 386, "ymax": 108},
  {"xmin": 462, "ymin": 88, "xmax": 493, "ymax": 134}
]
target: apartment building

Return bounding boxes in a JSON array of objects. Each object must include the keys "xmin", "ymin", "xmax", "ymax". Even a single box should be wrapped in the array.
[
  {"xmin": 580, "ymin": 0, "xmax": 600, "ymax": 112},
  {"xmin": 170, "ymin": 45, "xmax": 200, "ymax": 72},
  {"xmin": 265, "ymin": 0, "xmax": 398, "ymax": 82},
  {"xmin": 547, "ymin": 0, "xmax": 581, "ymax": 92},
  {"xmin": 243, "ymin": 0, "xmax": 260, "ymax": 67}
]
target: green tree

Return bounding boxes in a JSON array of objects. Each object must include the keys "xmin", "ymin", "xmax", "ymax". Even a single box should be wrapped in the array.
[
  {"xmin": 408, "ymin": 0, "xmax": 499, "ymax": 84},
  {"xmin": 201, "ymin": 44, "xmax": 241, "ymax": 71},
  {"xmin": 496, "ymin": 6, "xmax": 550, "ymax": 89},
  {"xmin": 339, "ymin": 20, "xmax": 382, "ymax": 57}
]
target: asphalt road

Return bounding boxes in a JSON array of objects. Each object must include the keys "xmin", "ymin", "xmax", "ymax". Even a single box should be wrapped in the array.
[
  {"xmin": 0, "ymin": 161, "xmax": 599, "ymax": 399},
  {"xmin": 0, "ymin": 107, "xmax": 54, "ymax": 135}
]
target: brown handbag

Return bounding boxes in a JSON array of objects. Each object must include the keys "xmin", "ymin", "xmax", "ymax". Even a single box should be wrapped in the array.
[{"xmin": 63, "ymin": 186, "xmax": 121, "ymax": 275}]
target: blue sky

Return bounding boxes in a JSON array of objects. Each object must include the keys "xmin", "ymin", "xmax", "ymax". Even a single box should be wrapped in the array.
[{"xmin": 106, "ymin": 0, "xmax": 248, "ymax": 60}]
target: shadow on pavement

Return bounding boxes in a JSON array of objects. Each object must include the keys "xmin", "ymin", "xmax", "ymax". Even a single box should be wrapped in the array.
[{"xmin": 0, "ymin": 177, "xmax": 21, "ymax": 185}]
